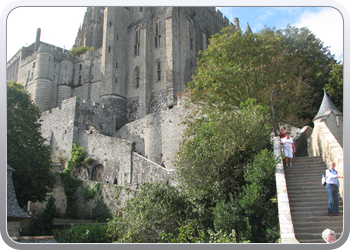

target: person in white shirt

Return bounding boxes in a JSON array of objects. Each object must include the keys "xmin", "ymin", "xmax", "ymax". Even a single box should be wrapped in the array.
[
  {"xmin": 281, "ymin": 132, "xmax": 296, "ymax": 167},
  {"xmin": 326, "ymin": 162, "xmax": 343, "ymax": 216}
]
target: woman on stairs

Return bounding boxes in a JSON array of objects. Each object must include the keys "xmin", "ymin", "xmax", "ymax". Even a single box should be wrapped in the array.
[
  {"xmin": 325, "ymin": 162, "xmax": 343, "ymax": 216},
  {"xmin": 281, "ymin": 132, "xmax": 296, "ymax": 167}
]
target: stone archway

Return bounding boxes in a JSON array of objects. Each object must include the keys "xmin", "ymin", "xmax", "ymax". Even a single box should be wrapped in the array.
[{"xmin": 91, "ymin": 164, "xmax": 104, "ymax": 182}]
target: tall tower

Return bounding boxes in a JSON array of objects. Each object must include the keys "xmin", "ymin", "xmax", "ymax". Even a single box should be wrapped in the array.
[
  {"xmin": 32, "ymin": 44, "xmax": 55, "ymax": 111},
  {"xmin": 99, "ymin": 7, "xmax": 130, "ymax": 130},
  {"xmin": 75, "ymin": 7, "xmax": 105, "ymax": 49}
]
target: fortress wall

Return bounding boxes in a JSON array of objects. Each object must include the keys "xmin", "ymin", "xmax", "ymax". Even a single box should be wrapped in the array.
[
  {"xmin": 114, "ymin": 99, "xmax": 190, "ymax": 170},
  {"xmin": 40, "ymin": 97, "xmax": 77, "ymax": 160},
  {"xmin": 131, "ymin": 152, "xmax": 176, "ymax": 186},
  {"xmin": 75, "ymin": 131, "xmax": 134, "ymax": 186},
  {"xmin": 74, "ymin": 98, "xmax": 117, "ymax": 136}
]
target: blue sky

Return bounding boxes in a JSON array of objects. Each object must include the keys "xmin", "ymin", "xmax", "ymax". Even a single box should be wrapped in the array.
[{"xmin": 4, "ymin": 4, "xmax": 345, "ymax": 62}]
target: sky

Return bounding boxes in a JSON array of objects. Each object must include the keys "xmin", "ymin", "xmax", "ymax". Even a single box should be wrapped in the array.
[{"xmin": 4, "ymin": 2, "xmax": 347, "ymax": 63}]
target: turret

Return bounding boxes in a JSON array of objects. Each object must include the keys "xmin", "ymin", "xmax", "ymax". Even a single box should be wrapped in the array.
[
  {"xmin": 245, "ymin": 23, "xmax": 252, "ymax": 35},
  {"xmin": 32, "ymin": 44, "xmax": 56, "ymax": 111},
  {"xmin": 234, "ymin": 17, "xmax": 240, "ymax": 29},
  {"xmin": 57, "ymin": 58, "xmax": 74, "ymax": 107}
]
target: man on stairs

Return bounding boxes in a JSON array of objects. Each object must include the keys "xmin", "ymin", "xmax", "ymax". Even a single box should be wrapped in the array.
[{"xmin": 325, "ymin": 162, "xmax": 343, "ymax": 216}]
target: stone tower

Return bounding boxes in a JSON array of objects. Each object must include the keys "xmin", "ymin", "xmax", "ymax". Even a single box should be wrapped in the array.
[
  {"xmin": 75, "ymin": 7, "xmax": 105, "ymax": 49},
  {"xmin": 7, "ymin": 6, "xmax": 234, "ymax": 131}
]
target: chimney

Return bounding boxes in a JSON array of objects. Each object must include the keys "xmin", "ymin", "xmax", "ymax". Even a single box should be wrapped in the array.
[{"xmin": 34, "ymin": 28, "xmax": 41, "ymax": 51}]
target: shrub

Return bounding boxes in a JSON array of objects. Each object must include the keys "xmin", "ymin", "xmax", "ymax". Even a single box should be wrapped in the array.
[
  {"xmin": 25, "ymin": 196, "xmax": 56, "ymax": 236},
  {"xmin": 53, "ymin": 222, "xmax": 112, "ymax": 243}
]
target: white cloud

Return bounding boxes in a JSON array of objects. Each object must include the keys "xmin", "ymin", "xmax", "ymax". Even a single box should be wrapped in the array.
[{"xmin": 292, "ymin": 8, "xmax": 343, "ymax": 62}]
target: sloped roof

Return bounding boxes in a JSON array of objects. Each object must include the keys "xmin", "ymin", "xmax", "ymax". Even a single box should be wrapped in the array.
[
  {"xmin": 7, "ymin": 165, "xmax": 31, "ymax": 219},
  {"xmin": 313, "ymin": 90, "xmax": 342, "ymax": 121}
]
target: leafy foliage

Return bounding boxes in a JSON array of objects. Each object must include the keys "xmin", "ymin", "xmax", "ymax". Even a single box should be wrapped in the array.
[
  {"xmin": 111, "ymin": 181, "xmax": 195, "ymax": 243},
  {"xmin": 176, "ymin": 99, "xmax": 272, "ymax": 204},
  {"xmin": 278, "ymin": 25, "xmax": 337, "ymax": 125},
  {"xmin": 67, "ymin": 46, "xmax": 94, "ymax": 57},
  {"xmin": 25, "ymin": 196, "xmax": 57, "ymax": 236},
  {"xmin": 59, "ymin": 161, "xmax": 82, "ymax": 219},
  {"xmin": 70, "ymin": 143, "xmax": 93, "ymax": 167},
  {"xmin": 53, "ymin": 222, "xmax": 112, "ymax": 243},
  {"xmin": 7, "ymin": 81, "xmax": 55, "ymax": 207},
  {"xmin": 91, "ymin": 182, "xmax": 112, "ymax": 222},
  {"xmin": 323, "ymin": 63, "xmax": 343, "ymax": 112},
  {"xmin": 188, "ymin": 25, "xmax": 336, "ymax": 127}
]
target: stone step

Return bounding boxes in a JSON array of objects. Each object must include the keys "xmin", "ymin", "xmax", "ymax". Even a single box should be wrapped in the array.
[
  {"xmin": 287, "ymin": 190, "xmax": 326, "ymax": 197},
  {"xmin": 291, "ymin": 215, "xmax": 343, "ymax": 223},
  {"xmin": 292, "ymin": 220, "xmax": 343, "ymax": 229},
  {"xmin": 285, "ymin": 157, "xmax": 344, "ymax": 243},
  {"xmin": 290, "ymin": 211, "xmax": 343, "ymax": 218},
  {"xmin": 289, "ymin": 200, "xmax": 343, "ymax": 208},
  {"xmin": 295, "ymin": 226, "xmax": 343, "ymax": 234}
]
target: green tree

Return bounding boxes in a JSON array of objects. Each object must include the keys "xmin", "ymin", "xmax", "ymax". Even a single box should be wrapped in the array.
[
  {"xmin": 27, "ymin": 196, "xmax": 57, "ymax": 236},
  {"xmin": 176, "ymin": 99, "xmax": 272, "ymax": 205},
  {"xmin": 323, "ymin": 63, "xmax": 343, "ymax": 112},
  {"xmin": 278, "ymin": 25, "xmax": 337, "ymax": 125},
  {"xmin": 189, "ymin": 25, "xmax": 336, "ymax": 127},
  {"xmin": 7, "ymin": 81, "xmax": 55, "ymax": 208},
  {"xmin": 113, "ymin": 181, "xmax": 194, "ymax": 243}
]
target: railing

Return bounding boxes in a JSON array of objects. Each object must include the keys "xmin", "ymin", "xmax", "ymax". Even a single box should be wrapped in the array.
[{"xmin": 274, "ymin": 136, "xmax": 299, "ymax": 243}]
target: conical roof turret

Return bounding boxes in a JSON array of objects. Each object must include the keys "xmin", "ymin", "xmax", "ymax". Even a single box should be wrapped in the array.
[
  {"xmin": 245, "ymin": 22, "xmax": 252, "ymax": 35},
  {"xmin": 313, "ymin": 90, "xmax": 342, "ymax": 121}
]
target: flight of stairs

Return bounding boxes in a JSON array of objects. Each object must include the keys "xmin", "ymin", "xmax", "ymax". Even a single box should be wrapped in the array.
[{"xmin": 284, "ymin": 156, "xmax": 343, "ymax": 243}]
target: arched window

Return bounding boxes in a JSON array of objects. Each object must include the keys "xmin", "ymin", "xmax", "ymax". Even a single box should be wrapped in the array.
[
  {"xmin": 134, "ymin": 27, "xmax": 140, "ymax": 55},
  {"xmin": 135, "ymin": 67, "xmax": 140, "ymax": 88},
  {"xmin": 157, "ymin": 61, "xmax": 161, "ymax": 81},
  {"xmin": 155, "ymin": 19, "xmax": 161, "ymax": 48},
  {"xmin": 91, "ymin": 164, "xmax": 104, "ymax": 182}
]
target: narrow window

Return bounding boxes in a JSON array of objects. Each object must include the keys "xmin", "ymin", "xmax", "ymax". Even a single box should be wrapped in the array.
[
  {"xmin": 136, "ymin": 67, "xmax": 140, "ymax": 88},
  {"xmin": 91, "ymin": 75, "xmax": 94, "ymax": 80},
  {"xmin": 79, "ymin": 76, "xmax": 81, "ymax": 84},
  {"xmin": 155, "ymin": 21, "xmax": 161, "ymax": 47},
  {"xmin": 80, "ymin": 64, "xmax": 82, "ymax": 70},
  {"xmin": 134, "ymin": 29, "xmax": 140, "ymax": 55},
  {"xmin": 190, "ymin": 38, "xmax": 193, "ymax": 50},
  {"xmin": 33, "ymin": 62, "xmax": 35, "ymax": 68},
  {"xmin": 157, "ymin": 61, "xmax": 161, "ymax": 81},
  {"xmin": 140, "ymin": 7, "xmax": 143, "ymax": 12},
  {"xmin": 109, "ymin": 21, "xmax": 112, "ymax": 27},
  {"xmin": 116, "ymin": 62, "xmax": 118, "ymax": 68},
  {"xmin": 115, "ymin": 78, "xmax": 118, "ymax": 83},
  {"xmin": 109, "ymin": 45, "xmax": 111, "ymax": 53}
]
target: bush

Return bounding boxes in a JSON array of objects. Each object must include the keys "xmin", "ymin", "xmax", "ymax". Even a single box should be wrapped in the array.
[
  {"xmin": 25, "ymin": 196, "xmax": 56, "ymax": 236},
  {"xmin": 53, "ymin": 222, "xmax": 112, "ymax": 243},
  {"xmin": 67, "ymin": 46, "xmax": 94, "ymax": 57}
]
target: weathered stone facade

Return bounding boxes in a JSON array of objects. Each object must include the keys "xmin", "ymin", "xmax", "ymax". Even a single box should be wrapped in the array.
[{"xmin": 6, "ymin": 7, "xmax": 248, "ymax": 216}]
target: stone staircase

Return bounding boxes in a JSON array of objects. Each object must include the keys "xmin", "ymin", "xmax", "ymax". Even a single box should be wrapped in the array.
[{"xmin": 285, "ymin": 156, "xmax": 343, "ymax": 243}]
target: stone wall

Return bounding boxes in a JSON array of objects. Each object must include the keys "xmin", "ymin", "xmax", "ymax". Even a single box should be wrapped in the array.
[
  {"xmin": 114, "ymin": 99, "xmax": 190, "ymax": 170},
  {"xmin": 131, "ymin": 152, "xmax": 176, "ymax": 186},
  {"xmin": 307, "ymin": 120, "xmax": 343, "ymax": 198},
  {"xmin": 40, "ymin": 97, "xmax": 77, "ymax": 161},
  {"xmin": 273, "ymin": 136, "xmax": 299, "ymax": 243}
]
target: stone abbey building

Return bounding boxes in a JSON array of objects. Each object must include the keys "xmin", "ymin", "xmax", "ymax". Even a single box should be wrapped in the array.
[
  {"xmin": 7, "ymin": 7, "xmax": 250, "ymax": 214},
  {"xmin": 7, "ymin": 7, "xmax": 241, "ymax": 128}
]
